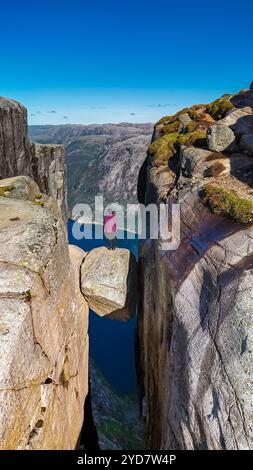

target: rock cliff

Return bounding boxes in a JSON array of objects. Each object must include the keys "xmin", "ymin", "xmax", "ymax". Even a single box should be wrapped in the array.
[
  {"xmin": 138, "ymin": 85, "xmax": 253, "ymax": 449},
  {"xmin": 0, "ymin": 98, "xmax": 67, "ymax": 219},
  {"xmin": 0, "ymin": 177, "xmax": 89, "ymax": 449}
]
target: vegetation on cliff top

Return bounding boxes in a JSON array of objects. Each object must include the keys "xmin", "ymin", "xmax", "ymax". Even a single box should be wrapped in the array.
[
  {"xmin": 149, "ymin": 129, "xmax": 206, "ymax": 166},
  {"xmin": 206, "ymin": 94, "xmax": 234, "ymax": 120},
  {"xmin": 149, "ymin": 103, "xmax": 218, "ymax": 167},
  {"xmin": 156, "ymin": 106, "xmax": 203, "ymax": 127},
  {"xmin": 203, "ymin": 184, "xmax": 253, "ymax": 224},
  {"xmin": 148, "ymin": 91, "xmax": 237, "ymax": 172},
  {"xmin": 0, "ymin": 185, "xmax": 15, "ymax": 197}
]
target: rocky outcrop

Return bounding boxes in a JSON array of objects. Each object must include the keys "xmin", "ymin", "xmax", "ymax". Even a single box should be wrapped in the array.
[
  {"xmin": 81, "ymin": 247, "xmax": 137, "ymax": 321},
  {"xmin": 207, "ymin": 123, "xmax": 236, "ymax": 152},
  {"xmin": 138, "ymin": 84, "xmax": 253, "ymax": 449},
  {"xmin": 0, "ymin": 98, "xmax": 32, "ymax": 177},
  {"xmin": 0, "ymin": 97, "xmax": 67, "ymax": 219},
  {"xmin": 0, "ymin": 177, "xmax": 89, "ymax": 449},
  {"xmin": 31, "ymin": 143, "xmax": 67, "ymax": 221},
  {"xmin": 0, "ymin": 175, "xmax": 42, "ymax": 202}
]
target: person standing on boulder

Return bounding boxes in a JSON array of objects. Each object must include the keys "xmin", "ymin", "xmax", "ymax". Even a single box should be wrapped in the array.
[{"xmin": 104, "ymin": 209, "xmax": 117, "ymax": 250}]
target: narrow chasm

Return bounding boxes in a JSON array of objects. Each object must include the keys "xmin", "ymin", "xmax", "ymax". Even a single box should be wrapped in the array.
[{"xmin": 68, "ymin": 221, "xmax": 143, "ymax": 450}]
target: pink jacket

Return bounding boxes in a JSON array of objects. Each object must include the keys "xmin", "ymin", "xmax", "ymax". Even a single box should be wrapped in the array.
[{"xmin": 104, "ymin": 214, "xmax": 117, "ymax": 234}]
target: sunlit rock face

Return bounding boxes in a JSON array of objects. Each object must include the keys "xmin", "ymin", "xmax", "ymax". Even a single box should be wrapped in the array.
[
  {"xmin": 138, "ymin": 84, "xmax": 253, "ymax": 450},
  {"xmin": 31, "ymin": 143, "xmax": 67, "ymax": 221},
  {"xmin": 81, "ymin": 247, "xmax": 137, "ymax": 321},
  {"xmin": 0, "ymin": 97, "xmax": 67, "ymax": 220},
  {"xmin": 0, "ymin": 178, "xmax": 89, "ymax": 449},
  {"xmin": 0, "ymin": 97, "xmax": 32, "ymax": 177}
]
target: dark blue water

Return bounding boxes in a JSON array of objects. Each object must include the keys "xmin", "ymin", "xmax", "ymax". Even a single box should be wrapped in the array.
[{"xmin": 68, "ymin": 221, "xmax": 139, "ymax": 395}]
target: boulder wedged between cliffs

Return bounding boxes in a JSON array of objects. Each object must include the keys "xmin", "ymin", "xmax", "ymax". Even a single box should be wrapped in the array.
[{"xmin": 81, "ymin": 246, "xmax": 138, "ymax": 321}]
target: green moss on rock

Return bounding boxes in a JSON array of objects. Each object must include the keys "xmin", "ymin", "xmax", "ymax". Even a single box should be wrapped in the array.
[
  {"xmin": 162, "ymin": 121, "xmax": 180, "ymax": 134},
  {"xmin": 97, "ymin": 418, "xmax": 142, "ymax": 450},
  {"xmin": 0, "ymin": 185, "xmax": 15, "ymax": 197},
  {"xmin": 34, "ymin": 200, "xmax": 45, "ymax": 207},
  {"xmin": 206, "ymin": 94, "xmax": 234, "ymax": 120},
  {"xmin": 203, "ymin": 184, "xmax": 253, "ymax": 224},
  {"xmin": 149, "ymin": 132, "xmax": 179, "ymax": 163},
  {"xmin": 179, "ymin": 129, "xmax": 206, "ymax": 146},
  {"xmin": 149, "ymin": 129, "xmax": 206, "ymax": 165},
  {"xmin": 156, "ymin": 107, "xmax": 200, "ymax": 127}
]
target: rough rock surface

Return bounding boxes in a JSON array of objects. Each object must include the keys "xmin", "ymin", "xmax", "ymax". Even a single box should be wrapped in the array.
[
  {"xmin": 219, "ymin": 108, "xmax": 253, "ymax": 135},
  {"xmin": 207, "ymin": 123, "xmax": 236, "ymax": 152},
  {"xmin": 32, "ymin": 143, "xmax": 67, "ymax": 221},
  {"xmin": 0, "ymin": 175, "xmax": 41, "ymax": 201},
  {"xmin": 240, "ymin": 133, "xmax": 253, "ymax": 152},
  {"xmin": 0, "ymin": 180, "xmax": 89, "ymax": 449},
  {"xmin": 0, "ymin": 97, "xmax": 32, "ymax": 177},
  {"xmin": 138, "ymin": 84, "xmax": 253, "ymax": 450},
  {"xmin": 0, "ymin": 97, "xmax": 67, "ymax": 219},
  {"xmin": 81, "ymin": 247, "xmax": 137, "ymax": 321},
  {"xmin": 180, "ymin": 146, "xmax": 253, "ymax": 179}
]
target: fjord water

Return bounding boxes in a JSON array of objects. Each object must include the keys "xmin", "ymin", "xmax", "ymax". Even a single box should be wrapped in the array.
[{"xmin": 68, "ymin": 221, "xmax": 139, "ymax": 395}]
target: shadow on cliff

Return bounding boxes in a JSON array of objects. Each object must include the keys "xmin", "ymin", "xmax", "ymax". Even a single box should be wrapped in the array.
[
  {"xmin": 228, "ymin": 113, "xmax": 253, "ymax": 189},
  {"xmin": 77, "ymin": 380, "xmax": 100, "ymax": 450},
  {"xmin": 230, "ymin": 91, "xmax": 253, "ymax": 111},
  {"xmin": 137, "ymin": 156, "xmax": 148, "ymax": 204}
]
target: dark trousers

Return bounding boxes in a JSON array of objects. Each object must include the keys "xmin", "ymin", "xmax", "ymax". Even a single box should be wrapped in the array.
[{"xmin": 107, "ymin": 237, "xmax": 117, "ymax": 250}]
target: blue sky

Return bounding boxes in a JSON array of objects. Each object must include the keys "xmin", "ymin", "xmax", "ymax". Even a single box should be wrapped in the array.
[{"xmin": 1, "ymin": 0, "xmax": 253, "ymax": 124}]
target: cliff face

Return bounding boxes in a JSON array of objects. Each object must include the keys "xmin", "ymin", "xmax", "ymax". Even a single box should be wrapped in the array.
[
  {"xmin": 0, "ymin": 98, "xmax": 32, "ymax": 177},
  {"xmin": 0, "ymin": 177, "xmax": 89, "ymax": 449},
  {"xmin": 0, "ymin": 98, "xmax": 67, "ymax": 219},
  {"xmin": 31, "ymin": 143, "xmax": 67, "ymax": 221},
  {"xmin": 138, "ymin": 87, "xmax": 253, "ymax": 449}
]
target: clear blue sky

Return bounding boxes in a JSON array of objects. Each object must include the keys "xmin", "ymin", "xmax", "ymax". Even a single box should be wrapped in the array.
[{"xmin": 1, "ymin": 0, "xmax": 253, "ymax": 124}]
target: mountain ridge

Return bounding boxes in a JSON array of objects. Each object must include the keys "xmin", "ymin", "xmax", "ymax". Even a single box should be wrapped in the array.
[{"xmin": 29, "ymin": 123, "xmax": 153, "ymax": 215}]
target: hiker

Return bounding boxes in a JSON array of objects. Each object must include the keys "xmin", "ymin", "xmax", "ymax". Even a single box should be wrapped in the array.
[{"xmin": 104, "ymin": 210, "xmax": 117, "ymax": 250}]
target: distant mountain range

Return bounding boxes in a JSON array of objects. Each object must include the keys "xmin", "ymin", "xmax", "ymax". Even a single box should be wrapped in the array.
[{"xmin": 29, "ymin": 123, "xmax": 153, "ymax": 217}]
